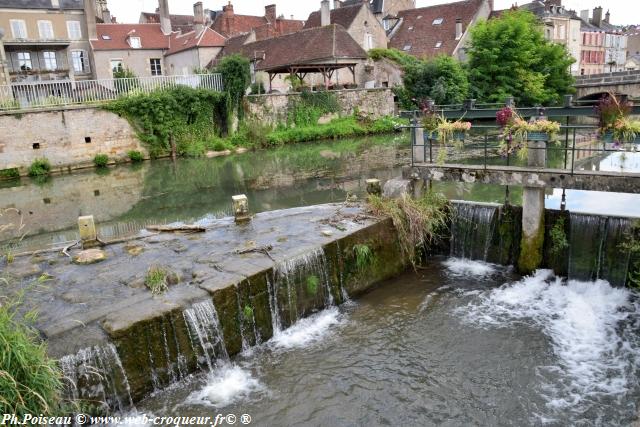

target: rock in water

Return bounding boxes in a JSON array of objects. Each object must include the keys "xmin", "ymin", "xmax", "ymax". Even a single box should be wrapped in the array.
[{"xmin": 73, "ymin": 249, "xmax": 107, "ymax": 265}]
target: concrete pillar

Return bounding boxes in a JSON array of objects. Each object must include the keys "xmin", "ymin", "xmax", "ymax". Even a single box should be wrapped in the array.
[
  {"xmin": 366, "ymin": 178, "xmax": 381, "ymax": 196},
  {"xmin": 78, "ymin": 215, "xmax": 99, "ymax": 248},
  {"xmin": 412, "ymin": 119, "xmax": 425, "ymax": 163},
  {"xmin": 232, "ymin": 194, "xmax": 251, "ymax": 224},
  {"xmin": 518, "ymin": 140, "xmax": 546, "ymax": 274}
]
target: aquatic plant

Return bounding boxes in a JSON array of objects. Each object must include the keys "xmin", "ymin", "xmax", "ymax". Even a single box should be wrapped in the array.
[
  {"xmin": 0, "ymin": 168, "xmax": 20, "ymax": 180},
  {"xmin": 93, "ymin": 154, "xmax": 109, "ymax": 168},
  {"xmin": 306, "ymin": 275, "xmax": 320, "ymax": 295},
  {"xmin": 620, "ymin": 220, "xmax": 640, "ymax": 288},
  {"xmin": 0, "ymin": 275, "xmax": 64, "ymax": 417},
  {"xmin": 243, "ymin": 305, "xmax": 254, "ymax": 321},
  {"xmin": 353, "ymin": 244, "xmax": 374, "ymax": 270},
  {"xmin": 127, "ymin": 151, "xmax": 143, "ymax": 163},
  {"xmin": 27, "ymin": 158, "xmax": 51, "ymax": 177},
  {"xmin": 145, "ymin": 266, "xmax": 169, "ymax": 295},
  {"xmin": 367, "ymin": 191, "xmax": 450, "ymax": 265},
  {"xmin": 549, "ymin": 217, "xmax": 569, "ymax": 256}
]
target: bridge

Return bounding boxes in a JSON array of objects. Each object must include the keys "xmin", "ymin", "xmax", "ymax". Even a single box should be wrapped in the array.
[{"xmin": 574, "ymin": 70, "xmax": 640, "ymax": 100}]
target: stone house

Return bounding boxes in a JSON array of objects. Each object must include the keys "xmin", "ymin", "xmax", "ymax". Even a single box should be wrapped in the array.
[
  {"xmin": 0, "ymin": 0, "xmax": 98, "ymax": 84},
  {"xmin": 388, "ymin": 0, "xmax": 492, "ymax": 61},
  {"xmin": 335, "ymin": 0, "xmax": 416, "ymax": 28},
  {"xmin": 210, "ymin": 2, "xmax": 303, "ymax": 40},
  {"xmin": 578, "ymin": 7, "xmax": 627, "ymax": 75}
]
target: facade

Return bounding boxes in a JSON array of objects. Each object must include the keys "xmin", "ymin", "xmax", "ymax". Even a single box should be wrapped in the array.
[
  {"xmin": 336, "ymin": 0, "xmax": 416, "ymax": 27},
  {"xmin": 579, "ymin": 7, "xmax": 627, "ymax": 74},
  {"xmin": 625, "ymin": 27, "xmax": 640, "ymax": 58},
  {"xmin": 626, "ymin": 55, "xmax": 640, "ymax": 71},
  {"xmin": 388, "ymin": 0, "xmax": 491, "ymax": 61},
  {"xmin": 0, "ymin": 0, "xmax": 96, "ymax": 84}
]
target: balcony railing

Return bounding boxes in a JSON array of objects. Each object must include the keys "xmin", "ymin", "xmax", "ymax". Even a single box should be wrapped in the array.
[{"xmin": 0, "ymin": 73, "xmax": 224, "ymax": 111}]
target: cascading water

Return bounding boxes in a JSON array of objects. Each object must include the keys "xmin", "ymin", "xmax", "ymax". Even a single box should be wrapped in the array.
[
  {"xmin": 568, "ymin": 213, "xmax": 632, "ymax": 287},
  {"xmin": 60, "ymin": 344, "xmax": 133, "ymax": 413},
  {"xmin": 183, "ymin": 300, "xmax": 229, "ymax": 371},
  {"xmin": 450, "ymin": 202, "xmax": 499, "ymax": 261}
]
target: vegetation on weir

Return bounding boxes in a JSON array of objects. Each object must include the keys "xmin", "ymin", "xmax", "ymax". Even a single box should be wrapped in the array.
[
  {"xmin": 93, "ymin": 154, "xmax": 109, "ymax": 168},
  {"xmin": 367, "ymin": 191, "xmax": 450, "ymax": 264},
  {"xmin": 621, "ymin": 220, "xmax": 640, "ymax": 288},
  {"xmin": 27, "ymin": 158, "xmax": 51, "ymax": 177},
  {"xmin": 145, "ymin": 266, "xmax": 169, "ymax": 295}
]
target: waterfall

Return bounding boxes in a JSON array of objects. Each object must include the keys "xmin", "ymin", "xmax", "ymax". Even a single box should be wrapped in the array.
[
  {"xmin": 183, "ymin": 300, "xmax": 229, "ymax": 371},
  {"xmin": 60, "ymin": 344, "xmax": 133, "ymax": 413},
  {"xmin": 450, "ymin": 202, "xmax": 499, "ymax": 261},
  {"xmin": 568, "ymin": 213, "xmax": 632, "ymax": 287}
]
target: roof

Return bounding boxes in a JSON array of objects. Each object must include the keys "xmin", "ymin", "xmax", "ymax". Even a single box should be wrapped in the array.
[
  {"xmin": 166, "ymin": 27, "xmax": 226, "ymax": 56},
  {"xmin": 140, "ymin": 12, "xmax": 195, "ymax": 34},
  {"xmin": 389, "ymin": 0, "xmax": 485, "ymax": 58},
  {"xmin": 341, "ymin": 0, "xmax": 384, "ymax": 14},
  {"xmin": 304, "ymin": 3, "xmax": 364, "ymax": 30},
  {"xmin": 211, "ymin": 13, "xmax": 269, "ymax": 38},
  {"xmin": 92, "ymin": 24, "xmax": 169, "ymax": 51},
  {"xmin": 0, "ymin": 0, "xmax": 82, "ymax": 9},
  {"xmin": 221, "ymin": 24, "xmax": 367, "ymax": 73}
]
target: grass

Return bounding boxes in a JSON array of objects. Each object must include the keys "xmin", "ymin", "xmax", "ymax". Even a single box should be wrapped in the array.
[
  {"xmin": 0, "ymin": 168, "xmax": 20, "ymax": 181},
  {"xmin": 353, "ymin": 244, "xmax": 374, "ymax": 270},
  {"xmin": 243, "ymin": 305, "xmax": 254, "ymax": 321},
  {"xmin": 93, "ymin": 154, "xmax": 109, "ymax": 168},
  {"xmin": 367, "ymin": 191, "xmax": 450, "ymax": 265},
  {"xmin": 127, "ymin": 151, "xmax": 144, "ymax": 163},
  {"xmin": 145, "ymin": 266, "xmax": 169, "ymax": 295},
  {"xmin": 306, "ymin": 275, "xmax": 320, "ymax": 295},
  {"xmin": 0, "ymin": 276, "xmax": 64, "ymax": 416},
  {"xmin": 549, "ymin": 217, "xmax": 569, "ymax": 256},
  {"xmin": 27, "ymin": 158, "xmax": 51, "ymax": 177}
]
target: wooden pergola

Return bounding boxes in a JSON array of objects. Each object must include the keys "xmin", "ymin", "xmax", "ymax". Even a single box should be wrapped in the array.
[{"xmin": 264, "ymin": 62, "xmax": 358, "ymax": 92}]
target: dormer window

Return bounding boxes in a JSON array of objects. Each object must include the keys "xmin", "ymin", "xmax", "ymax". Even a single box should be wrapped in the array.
[
  {"xmin": 129, "ymin": 37, "xmax": 141, "ymax": 48},
  {"xmin": 101, "ymin": 35, "xmax": 111, "ymax": 40},
  {"xmin": 432, "ymin": 18, "xmax": 443, "ymax": 25},
  {"xmin": 403, "ymin": 44, "xmax": 411, "ymax": 51},
  {"xmin": 435, "ymin": 41, "xmax": 442, "ymax": 48},
  {"xmin": 408, "ymin": 26, "xmax": 414, "ymax": 31}
]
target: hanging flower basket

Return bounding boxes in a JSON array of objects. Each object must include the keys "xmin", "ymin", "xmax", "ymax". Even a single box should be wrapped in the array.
[
  {"xmin": 600, "ymin": 131, "xmax": 614, "ymax": 143},
  {"xmin": 527, "ymin": 131, "xmax": 550, "ymax": 142}
]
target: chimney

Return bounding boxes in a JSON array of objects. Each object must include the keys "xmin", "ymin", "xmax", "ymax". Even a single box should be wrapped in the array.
[
  {"xmin": 223, "ymin": 1, "xmax": 234, "ymax": 17},
  {"xmin": 334, "ymin": 0, "xmax": 342, "ymax": 8},
  {"xmin": 194, "ymin": 2, "xmax": 204, "ymax": 35},
  {"xmin": 321, "ymin": 0, "xmax": 331, "ymax": 26},
  {"xmin": 592, "ymin": 6, "xmax": 602, "ymax": 27},
  {"xmin": 604, "ymin": 10, "xmax": 610, "ymax": 24},
  {"xmin": 158, "ymin": 0, "xmax": 172, "ymax": 34},
  {"xmin": 265, "ymin": 4, "xmax": 276, "ymax": 23},
  {"xmin": 83, "ymin": 0, "xmax": 97, "ymax": 40},
  {"xmin": 455, "ymin": 18, "xmax": 463, "ymax": 40},
  {"xmin": 102, "ymin": 8, "xmax": 111, "ymax": 24},
  {"xmin": 580, "ymin": 9, "xmax": 589, "ymax": 21}
]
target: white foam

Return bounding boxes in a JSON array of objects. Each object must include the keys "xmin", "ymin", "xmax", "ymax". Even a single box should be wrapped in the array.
[
  {"xmin": 460, "ymin": 269, "xmax": 638, "ymax": 412},
  {"xmin": 188, "ymin": 364, "xmax": 263, "ymax": 408},
  {"xmin": 443, "ymin": 258, "xmax": 497, "ymax": 277},
  {"xmin": 270, "ymin": 307, "xmax": 344, "ymax": 349}
]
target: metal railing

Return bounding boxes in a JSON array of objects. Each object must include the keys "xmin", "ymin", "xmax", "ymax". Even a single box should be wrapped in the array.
[{"xmin": 0, "ymin": 73, "xmax": 224, "ymax": 112}]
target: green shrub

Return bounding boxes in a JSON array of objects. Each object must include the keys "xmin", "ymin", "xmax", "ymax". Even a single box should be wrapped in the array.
[
  {"xmin": 306, "ymin": 275, "xmax": 320, "ymax": 295},
  {"xmin": 0, "ymin": 277, "xmax": 64, "ymax": 416},
  {"xmin": 212, "ymin": 140, "xmax": 230, "ymax": 152},
  {"xmin": 127, "ymin": 150, "xmax": 143, "ymax": 162},
  {"xmin": 0, "ymin": 168, "xmax": 20, "ymax": 180},
  {"xmin": 243, "ymin": 305, "xmax": 254, "ymax": 320},
  {"xmin": 28, "ymin": 158, "xmax": 51, "ymax": 177},
  {"xmin": 353, "ymin": 244, "xmax": 374, "ymax": 270},
  {"xmin": 93, "ymin": 154, "xmax": 109, "ymax": 168},
  {"xmin": 250, "ymin": 82, "xmax": 265, "ymax": 95},
  {"xmin": 145, "ymin": 266, "xmax": 168, "ymax": 295}
]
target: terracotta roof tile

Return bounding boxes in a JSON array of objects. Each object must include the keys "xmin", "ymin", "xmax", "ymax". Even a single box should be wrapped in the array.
[
  {"xmin": 212, "ymin": 14, "xmax": 268, "ymax": 37},
  {"xmin": 304, "ymin": 4, "xmax": 364, "ymax": 30},
  {"xmin": 389, "ymin": 0, "xmax": 484, "ymax": 58},
  {"xmin": 221, "ymin": 24, "xmax": 367, "ymax": 72},
  {"xmin": 140, "ymin": 12, "xmax": 196, "ymax": 33},
  {"xmin": 166, "ymin": 28, "xmax": 226, "ymax": 56},
  {"xmin": 92, "ymin": 24, "xmax": 170, "ymax": 51}
]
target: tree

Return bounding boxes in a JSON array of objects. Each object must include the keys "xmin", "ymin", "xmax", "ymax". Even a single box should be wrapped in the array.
[
  {"xmin": 400, "ymin": 55, "xmax": 470, "ymax": 107},
  {"xmin": 467, "ymin": 10, "xmax": 575, "ymax": 105},
  {"xmin": 216, "ymin": 54, "xmax": 251, "ymax": 125}
]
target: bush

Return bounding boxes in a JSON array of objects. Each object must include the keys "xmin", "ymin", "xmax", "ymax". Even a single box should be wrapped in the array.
[
  {"xmin": 250, "ymin": 82, "xmax": 265, "ymax": 95},
  {"xmin": 127, "ymin": 150, "xmax": 144, "ymax": 162},
  {"xmin": 211, "ymin": 140, "xmax": 231, "ymax": 152},
  {"xmin": 93, "ymin": 154, "xmax": 109, "ymax": 168},
  {"xmin": 0, "ymin": 277, "xmax": 64, "ymax": 416},
  {"xmin": 145, "ymin": 266, "xmax": 168, "ymax": 295},
  {"xmin": 28, "ymin": 158, "xmax": 51, "ymax": 177},
  {"xmin": 0, "ymin": 168, "xmax": 20, "ymax": 180}
]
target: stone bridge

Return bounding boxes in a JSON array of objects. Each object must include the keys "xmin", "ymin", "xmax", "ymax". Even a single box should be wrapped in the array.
[{"xmin": 574, "ymin": 70, "xmax": 640, "ymax": 100}]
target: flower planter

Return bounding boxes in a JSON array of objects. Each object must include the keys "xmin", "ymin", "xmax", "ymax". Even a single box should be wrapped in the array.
[
  {"xmin": 423, "ymin": 131, "xmax": 438, "ymax": 143},
  {"xmin": 527, "ymin": 132, "xmax": 549, "ymax": 142},
  {"xmin": 600, "ymin": 132, "xmax": 640, "ymax": 144},
  {"xmin": 453, "ymin": 131, "xmax": 466, "ymax": 141}
]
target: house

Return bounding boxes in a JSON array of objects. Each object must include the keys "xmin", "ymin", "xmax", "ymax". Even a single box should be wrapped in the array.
[
  {"xmin": 579, "ymin": 7, "xmax": 627, "ymax": 74},
  {"xmin": 219, "ymin": 24, "xmax": 367, "ymax": 93},
  {"xmin": 139, "ymin": 11, "xmax": 196, "ymax": 34},
  {"xmin": 388, "ymin": 0, "xmax": 492, "ymax": 61},
  {"xmin": 626, "ymin": 54, "xmax": 640, "ymax": 71},
  {"xmin": 334, "ymin": 0, "xmax": 416, "ymax": 28},
  {"xmin": 623, "ymin": 26, "xmax": 640, "ymax": 58},
  {"xmin": 0, "ymin": 0, "xmax": 98, "ymax": 84},
  {"xmin": 91, "ymin": 1, "xmax": 225, "ymax": 80},
  {"xmin": 211, "ymin": 2, "xmax": 303, "ymax": 40}
]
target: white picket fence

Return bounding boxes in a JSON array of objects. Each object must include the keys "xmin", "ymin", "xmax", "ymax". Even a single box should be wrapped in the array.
[{"xmin": 0, "ymin": 73, "xmax": 223, "ymax": 111}]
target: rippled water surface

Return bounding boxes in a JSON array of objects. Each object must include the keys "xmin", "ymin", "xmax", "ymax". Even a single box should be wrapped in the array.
[{"xmin": 136, "ymin": 259, "xmax": 640, "ymax": 426}]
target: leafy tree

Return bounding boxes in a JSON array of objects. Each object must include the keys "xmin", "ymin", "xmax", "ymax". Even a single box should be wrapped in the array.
[
  {"xmin": 368, "ymin": 48, "xmax": 420, "ymax": 69},
  {"xmin": 467, "ymin": 10, "xmax": 575, "ymax": 105},
  {"xmin": 400, "ymin": 55, "xmax": 469, "ymax": 107},
  {"xmin": 216, "ymin": 54, "xmax": 251, "ymax": 123}
]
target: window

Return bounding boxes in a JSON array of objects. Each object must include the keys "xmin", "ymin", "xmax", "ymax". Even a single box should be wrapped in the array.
[
  {"xmin": 150, "ymin": 58, "xmax": 162, "ymax": 76},
  {"xmin": 71, "ymin": 50, "xmax": 89, "ymax": 73},
  {"xmin": 403, "ymin": 44, "xmax": 411, "ymax": 51},
  {"xmin": 364, "ymin": 33, "xmax": 374, "ymax": 50},
  {"xmin": 129, "ymin": 37, "xmax": 141, "ymax": 48},
  {"xmin": 38, "ymin": 20, "xmax": 54, "ymax": 39},
  {"xmin": 432, "ymin": 18, "xmax": 443, "ymax": 25},
  {"xmin": 42, "ymin": 51, "xmax": 57, "ymax": 70},
  {"xmin": 67, "ymin": 21, "xmax": 82, "ymax": 40},
  {"xmin": 101, "ymin": 35, "xmax": 111, "ymax": 40},
  {"xmin": 383, "ymin": 20, "xmax": 390, "ymax": 31},
  {"xmin": 17, "ymin": 52, "xmax": 32, "ymax": 70},
  {"xmin": 10, "ymin": 20, "xmax": 28, "ymax": 39},
  {"xmin": 111, "ymin": 59, "xmax": 124, "ymax": 75},
  {"xmin": 435, "ymin": 41, "xmax": 443, "ymax": 48}
]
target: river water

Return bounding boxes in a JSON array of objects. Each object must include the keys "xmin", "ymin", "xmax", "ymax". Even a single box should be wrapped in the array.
[
  {"xmin": 2, "ymin": 133, "xmax": 640, "ymax": 251},
  {"xmin": 132, "ymin": 258, "xmax": 640, "ymax": 426}
]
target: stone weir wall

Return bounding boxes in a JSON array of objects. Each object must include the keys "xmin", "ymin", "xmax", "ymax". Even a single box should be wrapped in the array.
[
  {"xmin": 2, "ymin": 203, "xmax": 407, "ymax": 412},
  {"xmin": 245, "ymin": 88, "xmax": 396, "ymax": 126},
  {"xmin": 0, "ymin": 106, "xmax": 147, "ymax": 174}
]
